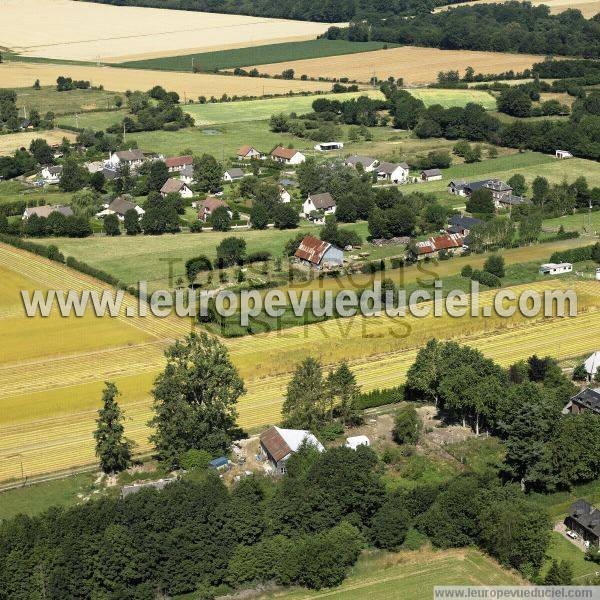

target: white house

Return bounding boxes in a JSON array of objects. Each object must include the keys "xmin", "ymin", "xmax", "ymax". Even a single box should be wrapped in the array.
[
  {"xmin": 344, "ymin": 155, "xmax": 378, "ymax": 172},
  {"xmin": 279, "ymin": 186, "xmax": 291, "ymax": 203},
  {"xmin": 160, "ymin": 178, "xmax": 193, "ymax": 198},
  {"xmin": 314, "ymin": 141, "xmax": 344, "ymax": 151},
  {"xmin": 555, "ymin": 150, "xmax": 573, "ymax": 159},
  {"xmin": 237, "ymin": 145, "xmax": 262, "ymax": 161},
  {"xmin": 165, "ymin": 155, "xmax": 193, "ymax": 173},
  {"xmin": 270, "ymin": 146, "xmax": 305, "ymax": 165},
  {"xmin": 106, "ymin": 149, "xmax": 145, "ymax": 170},
  {"xmin": 376, "ymin": 162, "xmax": 409, "ymax": 184},
  {"xmin": 223, "ymin": 168, "xmax": 245, "ymax": 182},
  {"xmin": 197, "ymin": 197, "xmax": 232, "ymax": 221},
  {"xmin": 584, "ymin": 352, "xmax": 600, "ymax": 380},
  {"xmin": 40, "ymin": 165, "xmax": 62, "ymax": 184},
  {"xmin": 259, "ymin": 426, "xmax": 324, "ymax": 475},
  {"xmin": 538, "ymin": 262, "xmax": 573, "ymax": 275},
  {"xmin": 96, "ymin": 196, "xmax": 145, "ymax": 221},
  {"xmin": 345, "ymin": 435, "xmax": 370, "ymax": 450},
  {"xmin": 302, "ymin": 192, "xmax": 336, "ymax": 218}
]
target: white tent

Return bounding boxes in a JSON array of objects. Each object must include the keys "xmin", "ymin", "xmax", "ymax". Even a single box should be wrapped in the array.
[
  {"xmin": 345, "ymin": 435, "xmax": 370, "ymax": 450},
  {"xmin": 584, "ymin": 352, "xmax": 600, "ymax": 379}
]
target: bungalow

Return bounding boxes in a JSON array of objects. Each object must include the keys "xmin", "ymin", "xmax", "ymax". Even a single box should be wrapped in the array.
[
  {"xmin": 294, "ymin": 235, "xmax": 343, "ymax": 269},
  {"xmin": 344, "ymin": 155, "xmax": 378, "ymax": 172},
  {"xmin": 556, "ymin": 150, "xmax": 573, "ymax": 159},
  {"xmin": 23, "ymin": 204, "xmax": 73, "ymax": 219},
  {"xmin": 448, "ymin": 215, "xmax": 483, "ymax": 236},
  {"xmin": 223, "ymin": 168, "xmax": 245, "ymax": 182},
  {"xmin": 160, "ymin": 178, "xmax": 193, "ymax": 198},
  {"xmin": 413, "ymin": 233, "xmax": 465, "ymax": 259},
  {"xmin": 565, "ymin": 500, "xmax": 600, "ymax": 545},
  {"xmin": 96, "ymin": 196, "xmax": 145, "ymax": 221},
  {"xmin": 270, "ymin": 146, "xmax": 305, "ymax": 165},
  {"xmin": 421, "ymin": 168, "xmax": 443, "ymax": 182},
  {"xmin": 563, "ymin": 388, "xmax": 600, "ymax": 416},
  {"xmin": 538, "ymin": 262, "xmax": 573, "ymax": 276},
  {"xmin": 40, "ymin": 165, "xmax": 62, "ymax": 184},
  {"xmin": 279, "ymin": 186, "xmax": 291, "ymax": 203},
  {"xmin": 165, "ymin": 155, "xmax": 193, "ymax": 173},
  {"xmin": 302, "ymin": 192, "xmax": 336, "ymax": 218},
  {"xmin": 106, "ymin": 149, "xmax": 145, "ymax": 170},
  {"xmin": 314, "ymin": 141, "xmax": 344, "ymax": 151},
  {"xmin": 377, "ymin": 162, "xmax": 409, "ymax": 184},
  {"xmin": 237, "ymin": 145, "xmax": 262, "ymax": 161},
  {"xmin": 179, "ymin": 164, "xmax": 194, "ymax": 185},
  {"xmin": 583, "ymin": 352, "xmax": 600, "ymax": 381},
  {"xmin": 197, "ymin": 197, "xmax": 232, "ymax": 221},
  {"xmin": 447, "ymin": 180, "xmax": 468, "ymax": 196},
  {"xmin": 259, "ymin": 426, "xmax": 324, "ymax": 475}
]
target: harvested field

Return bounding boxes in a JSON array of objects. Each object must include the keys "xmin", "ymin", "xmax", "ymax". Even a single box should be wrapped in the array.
[
  {"xmin": 0, "ymin": 0, "xmax": 337, "ymax": 62},
  {"xmin": 1, "ymin": 238, "xmax": 599, "ymax": 482},
  {"xmin": 247, "ymin": 46, "xmax": 549, "ymax": 85},
  {"xmin": 0, "ymin": 62, "xmax": 330, "ymax": 101},
  {"xmin": 434, "ymin": 0, "xmax": 600, "ymax": 17},
  {"xmin": 0, "ymin": 129, "xmax": 77, "ymax": 156}
]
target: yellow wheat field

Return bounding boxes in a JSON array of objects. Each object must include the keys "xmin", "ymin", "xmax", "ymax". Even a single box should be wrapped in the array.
[
  {"xmin": 0, "ymin": 62, "xmax": 330, "ymax": 99},
  {"xmin": 0, "ymin": 129, "xmax": 77, "ymax": 155},
  {"xmin": 247, "ymin": 46, "xmax": 549, "ymax": 85},
  {"xmin": 0, "ymin": 242, "xmax": 599, "ymax": 482},
  {"xmin": 434, "ymin": 0, "xmax": 600, "ymax": 17},
  {"xmin": 0, "ymin": 0, "xmax": 337, "ymax": 62}
]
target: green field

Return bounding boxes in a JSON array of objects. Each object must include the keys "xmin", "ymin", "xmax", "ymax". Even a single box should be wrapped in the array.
[
  {"xmin": 57, "ymin": 108, "xmax": 127, "ymax": 129},
  {"xmin": 543, "ymin": 211, "xmax": 600, "ymax": 234},
  {"xmin": 0, "ymin": 180, "xmax": 73, "ymax": 207},
  {"xmin": 176, "ymin": 549, "xmax": 523, "ymax": 600},
  {"xmin": 11, "ymin": 86, "xmax": 121, "ymax": 116},
  {"xmin": 541, "ymin": 533, "xmax": 595, "ymax": 581},
  {"xmin": 118, "ymin": 40, "xmax": 396, "ymax": 72},
  {"xmin": 409, "ymin": 88, "xmax": 496, "ymax": 110},
  {"xmin": 183, "ymin": 91, "xmax": 383, "ymax": 125}
]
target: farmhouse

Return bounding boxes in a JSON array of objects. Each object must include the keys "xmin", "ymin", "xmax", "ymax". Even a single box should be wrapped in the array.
[
  {"xmin": 294, "ymin": 235, "xmax": 343, "ymax": 269},
  {"xmin": 421, "ymin": 168, "xmax": 443, "ymax": 182},
  {"xmin": 40, "ymin": 165, "xmax": 62, "ymax": 184},
  {"xmin": 279, "ymin": 186, "xmax": 291, "ymax": 203},
  {"xmin": 106, "ymin": 149, "xmax": 145, "ymax": 170},
  {"xmin": 538, "ymin": 262, "xmax": 573, "ymax": 275},
  {"xmin": 23, "ymin": 204, "xmax": 73, "ymax": 219},
  {"xmin": 270, "ymin": 146, "xmax": 305, "ymax": 165},
  {"xmin": 583, "ymin": 352, "xmax": 600, "ymax": 381},
  {"xmin": 237, "ymin": 145, "xmax": 262, "ymax": 160},
  {"xmin": 160, "ymin": 178, "xmax": 193, "ymax": 198},
  {"xmin": 496, "ymin": 194, "xmax": 531, "ymax": 211},
  {"xmin": 302, "ymin": 192, "xmax": 336, "ymax": 218},
  {"xmin": 563, "ymin": 388, "xmax": 600, "ymax": 416},
  {"xmin": 314, "ymin": 141, "xmax": 344, "ymax": 151},
  {"xmin": 565, "ymin": 500, "xmax": 600, "ymax": 545},
  {"xmin": 447, "ymin": 180, "xmax": 468, "ymax": 196},
  {"xmin": 448, "ymin": 215, "xmax": 483, "ymax": 236},
  {"xmin": 223, "ymin": 168, "xmax": 245, "ymax": 182},
  {"xmin": 413, "ymin": 233, "xmax": 465, "ymax": 259},
  {"xmin": 259, "ymin": 426, "xmax": 324, "ymax": 475},
  {"xmin": 465, "ymin": 179, "xmax": 512, "ymax": 203},
  {"xmin": 377, "ymin": 162, "xmax": 409, "ymax": 183},
  {"xmin": 556, "ymin": 150, "xmax": 573, "ymax": 159},
  {"xmin": 165, "ymin": 155, "xmax": 193, "ymax": 172},
  {"xmin": 344, "ymin": 155, "xmax": 378, "ymax": 172},
  {"xmin": 96, "ymin": 196, "xmax": 145, "ymax": 220},
  {"xmin": 197, "ymin": 197, "xmax": 231, "ymax": 221}
]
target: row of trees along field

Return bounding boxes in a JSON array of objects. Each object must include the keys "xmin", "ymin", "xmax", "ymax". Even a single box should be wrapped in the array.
[
  {"xmin": 327, "ymin": 3, "xmax": 600, "ymax": 58},
  {"xmin": 5, "ymin": 330, "xmax": 598, "ymax": 598}
]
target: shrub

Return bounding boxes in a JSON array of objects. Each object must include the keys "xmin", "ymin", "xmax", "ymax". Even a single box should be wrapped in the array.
[
  {"xmin": 461, "ymin": 264, "xmax": 473, "ymax": 278},
  {"xmin": 484, "ymin": 254, "xmax": 505, "ymax": 278},
  {"xmin": 356, "ymin": 386, "xmax": 404, "ymax": 409},
  {"xmin": 179, "ymin": 449, "xmax": 212, "ymax": 471},
  {"xmin": 471, "ymin": 269, "xmax": 502, "ymax": 288},
  {"xmin": 245, "ymin": 251, "xmax": 271, "ymax": 264},
  {"xmin": 393, "ymin": 404, "xmax": 422, "ymax": 445}
]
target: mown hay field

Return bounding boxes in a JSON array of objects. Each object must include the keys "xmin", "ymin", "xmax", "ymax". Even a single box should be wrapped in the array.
[
  {"xmin": 250, "ymin": 548, "xmax": 524, "ymax": 600},
  {"xmin": 0, "ymin": 129, "xmax": 77, "ymax": 156},
  {"xmin": 1, "ymin": 0, "xmax": 337, "ymax": 62},
  {"xmin": 247, "ymin": 46, "xmax": 549, "ymax": 85},
  {"xmin": 0, "ymin": 62, "xmax": 330, "ymax": 100},
  {"xmin": 0, "ymin": 240, "xmax": 599, "ymax": 482},
  {"xmin": 434, "ymin": 0, "xmax": 600, "ymax": 17}
]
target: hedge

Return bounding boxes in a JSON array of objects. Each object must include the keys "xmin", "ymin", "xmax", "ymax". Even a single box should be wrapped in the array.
[
  {"xmin": 471, "ymin": 269, "xmax": 502, "ymax": 288},
  {"xmin": 550, "ymin": 242, "xmax": 600, "ymax": 264},
  {"xmin": 356, "ymin": 385, "xmax": 405, "ymax": 410}
]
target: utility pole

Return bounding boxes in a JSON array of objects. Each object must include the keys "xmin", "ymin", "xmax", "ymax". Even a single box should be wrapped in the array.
[{"xmin": 75, "ymin": 113, "xmax": 79, "ymax": 129}]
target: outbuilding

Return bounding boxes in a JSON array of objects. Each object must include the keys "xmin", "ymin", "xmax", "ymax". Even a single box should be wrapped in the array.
[
  {"xmin": 259, "ymin": 426, "xmax": 324, "ymax": 475},
  {"xmin": 421, "ymin": 168, "xmax": 443, "ymax": 182},
  {"xmin": 294, "ymin": 235, "xmax": 343, "ymax": 269},
  {"xmin": 538, "ymin": 262, "xmax": 573, "ymax": 275},
  {"xmin": 555, "ymin": 150, "xmax": 573, "ymax": 159},
  {"xmin": 314, "ymin": 141, "xmax": 344, "ymax": 151},
  {"xmin": 209, "ymin": 456, "xmax": 230, "ymax": 471}
]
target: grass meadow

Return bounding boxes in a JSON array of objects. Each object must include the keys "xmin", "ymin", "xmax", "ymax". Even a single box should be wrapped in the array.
[
  {"xmin": 13, "ymin": 86, "xmax": 121, "ymax": 116},
  {"xmin": 57, "ymin": 108, "xmax": 128, "ymax": 130},
  {"xmin": 119, "ymin": 40, "xmax": 395, "ymax": 72},
  {"xmin": 543, "ymin": 211, "xmax": 600, "ymax": 234}
]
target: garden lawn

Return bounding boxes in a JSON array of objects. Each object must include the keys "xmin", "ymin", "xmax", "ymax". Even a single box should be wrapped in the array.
[
  {"xmin": 540, "ymin": 532, "xmax": 595, "ymax": 581},
  {"xmin": 57, "ymin": 108, "xmax": 128, "ymax": 130},
  {"xmin": 543, "ymin": 211, "xmax": 600, "ymax": 233},
  {"xmin": 118, "ymin": 40, "xmax": 396, "ymax": 72}
]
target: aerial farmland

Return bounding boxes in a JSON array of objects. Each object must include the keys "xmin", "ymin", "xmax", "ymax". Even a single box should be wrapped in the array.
[{"xmin": 1, "ymin": 0, "xmax": 600, "ymax": 596}]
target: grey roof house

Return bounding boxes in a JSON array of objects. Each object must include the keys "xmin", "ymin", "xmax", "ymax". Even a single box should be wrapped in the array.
[{"xmin": 565, "ymin": 500, "xmax": 600, "ymax": 545}]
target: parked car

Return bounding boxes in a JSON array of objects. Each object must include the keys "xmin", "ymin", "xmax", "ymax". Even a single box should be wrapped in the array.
[{"xmin": 567, "ymin": 530, "xmax": 578, "ymax": 539}]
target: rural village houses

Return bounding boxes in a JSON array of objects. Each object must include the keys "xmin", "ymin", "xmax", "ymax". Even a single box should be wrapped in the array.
[
  {"xmin": 302, "ymin": 192, "xmax": 336, "ymax": 220},
  {"xmin": 413, "ymin": 233, "xmax": 465, "ymax": 260},
  {"xmin": 96, "ymin": 196, "xmax": 145, "ymax": 221},
  {"xmin": 259, "ymin": 426, "xmax": 324, "ymax": 475},
  {"xmin": 376, "ymin": 162, "xmax": 409, "ymax": 183},
  {"xmin": 344, "ymin": 155, "xmax": 379, "ymax": 172},
  {"xmin": 270, "ymin": 146, "xmax": 306, "ymax": 165},
  {"xmin": 196, "ymin": 197, "xmax": 232, "ymax": 221},
  {"xmin": 293, "ymin": 235, "xmax": 344, "ymax": 269},
  {"xmin": 165, "ymin": 155, "xmax": 193, "ymax": 173},
  {"xmin": 160, "ymin": 178, "xmax": 193, "ymax": 198},
  {"xmin": 223, "ymin": 168, "xmax": 245, "ymax": 182},
  {"xmin": 23, "ymin": 204, "xmax": 73, "ymax": 219},
  {"xmin": 237, "ymin": 145, "xmax": 262, "ymax": 160}
]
